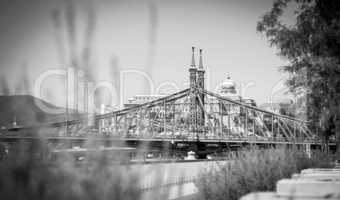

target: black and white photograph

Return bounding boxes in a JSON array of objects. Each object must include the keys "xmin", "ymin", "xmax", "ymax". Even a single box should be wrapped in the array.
[{"xmin": 0, "ymin": 0, "xmax": 340, "ymax": 199}]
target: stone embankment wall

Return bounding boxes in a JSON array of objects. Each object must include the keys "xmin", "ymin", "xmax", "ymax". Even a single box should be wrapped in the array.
[{"xmin": 240, "ymin": 163, "xmax": 340, "ymax": 200}]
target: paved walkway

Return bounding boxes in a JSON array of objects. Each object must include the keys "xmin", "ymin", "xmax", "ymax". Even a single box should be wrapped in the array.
[{"xmin": 130, "ymin": 160, "xmax": 228, "ymax": 200}]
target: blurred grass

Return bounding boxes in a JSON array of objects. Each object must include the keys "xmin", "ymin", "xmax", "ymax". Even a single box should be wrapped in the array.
[
  {"xmin": 0, "ymin": 142, "xmax": 334, "ymax": 200},
  {"xmin": 0, "ymin": 141, "xmax": 141, "ymax": 200},
  {"xmin": 196, "ymin": 146, "xmax": 334, "ymax": 200}
]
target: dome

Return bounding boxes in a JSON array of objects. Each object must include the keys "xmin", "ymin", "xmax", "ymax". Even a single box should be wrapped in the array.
[
  {"xmin": 220, "ymin": 76, "xmax": 237, "ymax": 95},
  {"xmin": 222, "ymin": 77, "xmax": 236, "ymax": 88}
]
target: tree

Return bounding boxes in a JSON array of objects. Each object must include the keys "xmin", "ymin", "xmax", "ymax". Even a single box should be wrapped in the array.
[{"xmin": 257, "ymin": 0, "xmax": 340, "ymax": 157}]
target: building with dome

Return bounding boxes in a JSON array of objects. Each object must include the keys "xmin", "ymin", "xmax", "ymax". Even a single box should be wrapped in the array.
[
  {"xmin": 219, "ymin": 75, "xmax": 242, "ymax": 101},
  {"xmin": 217, "ymin": 75, "xmax": 256, "ymax": 106},
  {"xmin": 108, "ymin": 47, "xmax": 260, "ymax": 137},
  {"xmin": 124, "ymin": 49, "xmax": 256, "ymax": 109}
]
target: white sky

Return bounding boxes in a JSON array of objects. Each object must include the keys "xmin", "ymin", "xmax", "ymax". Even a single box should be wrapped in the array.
[{"xmin": 0, "ymin": 0, "xmax": 296, "ymax": 110}]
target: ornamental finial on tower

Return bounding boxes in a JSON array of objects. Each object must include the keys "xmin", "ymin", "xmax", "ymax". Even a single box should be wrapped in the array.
[
  {"xmin": 198, "ymin": 49, "xmax": 204, "ymax": 70},
  {"xmin": 191, "ymin": 46, "xmax": 196, "ymax": 68}
]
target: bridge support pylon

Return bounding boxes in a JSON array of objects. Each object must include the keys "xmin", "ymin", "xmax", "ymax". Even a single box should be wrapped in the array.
[{"xmin": 189, "ymin": 47, "xmax": 198, "ymax": 134}]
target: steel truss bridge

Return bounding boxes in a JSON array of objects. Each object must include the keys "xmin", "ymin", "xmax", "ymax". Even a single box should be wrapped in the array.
[
  {"xmin": 0, "ymin": 45, "xmax": 332, "ymax": 154},
  {"xmin": 1, "ymin": 86, "xmax": 325, "ymax": 149},
  {"xmin": 91, "ymin": 87, "xmax": 321, "ymax": 144}
]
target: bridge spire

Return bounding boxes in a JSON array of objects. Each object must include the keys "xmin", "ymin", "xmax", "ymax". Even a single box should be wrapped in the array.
[
  {"xmin": 189, "ymin": 47, "xmax": 198, "ymax": 132},
  {"xmin": 197, "ymin": 49, "xmax": 205, "ymax": 130},
  {"xmin": 198, "ymin": 49, "xmax": 204, "ymax": 70},
  {"xmin": 191, "ymin": 46, "xmax": 196, "ymax": 68}
]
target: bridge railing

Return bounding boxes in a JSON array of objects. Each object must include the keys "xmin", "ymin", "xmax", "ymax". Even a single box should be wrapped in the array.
[{"xmin": 0, "ymin": 126, "xmax": 322, "ymax": 144}]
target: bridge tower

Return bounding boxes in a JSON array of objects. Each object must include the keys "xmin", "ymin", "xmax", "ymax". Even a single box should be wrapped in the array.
[
  {"xmin": 197, "ymin": 49, "xmax": 205, "ymax": 131},
  {"xmin": 189, "ymin": 47, "xmax": 198, "ymax": 133}
]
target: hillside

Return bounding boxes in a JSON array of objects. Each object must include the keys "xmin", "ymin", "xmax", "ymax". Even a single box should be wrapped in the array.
[{"xmin": 0, "ymin": 95, "xmax": 74, "ymax": 128}]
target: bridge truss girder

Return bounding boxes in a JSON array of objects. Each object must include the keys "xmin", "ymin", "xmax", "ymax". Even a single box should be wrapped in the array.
[{"xmin": 4, "ymin": 87, "xmax": 321, "ymax": 145}]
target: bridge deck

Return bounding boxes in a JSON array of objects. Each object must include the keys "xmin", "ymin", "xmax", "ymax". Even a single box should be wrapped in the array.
[{"xmin": 0, "ymin": 135, "xmax": 331, "ymax": 145}]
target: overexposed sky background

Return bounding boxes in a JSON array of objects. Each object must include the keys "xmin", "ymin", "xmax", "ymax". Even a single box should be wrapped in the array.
[{"xmin": 0, "ymin": 0, "xmax": 296, "ymax": 109}]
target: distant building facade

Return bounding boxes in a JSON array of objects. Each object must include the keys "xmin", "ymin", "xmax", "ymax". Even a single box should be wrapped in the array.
[
  {"xmin": 100, "ymin": 48, "xmax": 261, "ymax": 137},
  {"xmin": 123, "ymin": 56, "xmax": 257, "ymax": 109},
  {"xmin": 124, "ymin": 94, "xmax": 165, "ymax": 108}
]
